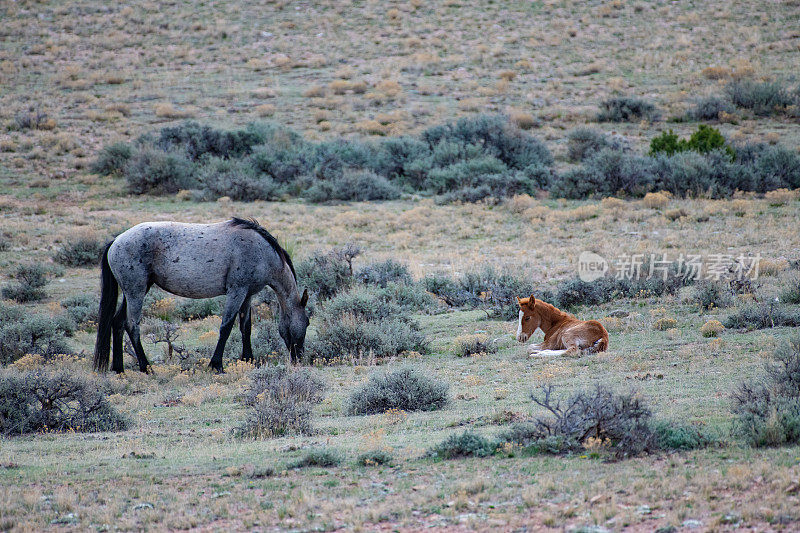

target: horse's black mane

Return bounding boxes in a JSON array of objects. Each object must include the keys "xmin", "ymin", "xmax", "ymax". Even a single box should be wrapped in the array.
[{"xmin": 229, "ymin": 217, "xmax": 296, "ymax": 282}]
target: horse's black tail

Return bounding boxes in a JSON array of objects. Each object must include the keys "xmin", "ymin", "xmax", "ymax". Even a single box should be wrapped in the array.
[{"xmin": 94, "ymin": 242, "xmax": 118, "ymax": 372}]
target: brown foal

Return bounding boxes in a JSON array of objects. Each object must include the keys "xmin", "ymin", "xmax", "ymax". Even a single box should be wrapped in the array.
[{"xmin": 516, "ymin": 295, "xmax": 609, "ymax": 356}]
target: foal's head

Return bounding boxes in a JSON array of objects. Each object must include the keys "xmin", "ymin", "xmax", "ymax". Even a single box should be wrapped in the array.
[{"xmin": 516, "ymin": 295, "xmax": 541, "ymax": 342}]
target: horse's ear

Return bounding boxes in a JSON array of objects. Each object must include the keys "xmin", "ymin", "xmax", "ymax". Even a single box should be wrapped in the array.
[{"xmin": 300, "ymin": 289, "xmax": 309, "ymax": 307}]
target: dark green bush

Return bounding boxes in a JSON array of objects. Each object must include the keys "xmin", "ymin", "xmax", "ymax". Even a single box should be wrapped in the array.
[
  {"xmin": 235, "ymin": 366, "xmax": 325, "ymax": 439},
  {"xmin": 53, "ymin": 236, "xmax": 107, "ymax": 267},
  {"xmin": 154, "ymin": 121, "xmax": 271, "ymax": 160},
  {"xmin": 357, "ymin": 449, "xmax": 394, "ymax": 466},
  {"xmin": 91, "ymin": 142, "xmax": 132, "ymax": 176},
  {"xmin": 691, "ymin": 96, "xmax": 735, "ymax": 121},
  {"xmin": 732, "ymin": 337, "xmax": 800, "ymax": 447},
  {"xmin": 289, "ymin": 448, "xmax": 342, "ymax": 469},
  {"xmin": 357, "ymin": 259, "xmax": 413, "ymax": 287},
  {"xmin": 2, "ymin": 264, "xmax": 49, "ymax": 303},
  {"xmin": 428, "ymin": 431, "xmax": 496, "ymax": 459},
  {"xmin": 651, "ymin": 420, "xmax": 711, "ymax": 451},
  {"xmin": 347, "ymin": 367, "xmax": 449, "ymax": 415},
  {"xmin": 597, "ymin": 97, "xmax": 658, "ymax": 122},
  {"xmin": 726, "ymin": 80, "xmax": 793, "ymax": 116},
  {"xmin": 61, "ymin": 295, "xmax": 97, "ymax": 328},
  {"xmin": 550, "ymin": 149, "xmax": 656, "ymax": 199},
  {"xmin": 724, "ymin": 303, "xmax": 800, "ymax": 330},
  {"xmin": 651, "ymin": 126, "xmax": 734, "ymax": 160},
  {"xmin": 0, "ymin": 370, "xmax": 129, "ymax": 435},
  {"xmin": 123, "ymin": 147, "xmax": 196, "ymax": 194}
]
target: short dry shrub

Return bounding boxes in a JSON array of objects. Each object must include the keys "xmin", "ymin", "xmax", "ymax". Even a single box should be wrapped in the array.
[
  {"xmin": 289, "ymin": 448, "xmax": 342, "ymax": 469},
  {"xmin": 235, "ymin": 366, "xmax": 325, "ymax": 439},
  {"xmin": 653, "ymin": 317, "xmax": 677, "ymax": 331},
  {"xmin": 428, "ymin": 431, "xmax": 496, "ymax": 459},
  {"xmin": 0, "ymin": 369, "xmax": 129, "ymax": 435},
  {"xmin": 53, "ymin": 236, "xmax": 107, "ymax": 267},
  {"xmin": 507, "ymin": 384, "xmax": 657, "ymax": 459},
  {"xmin": 453, "ymin": 334, "xmax": 497, "ymax": 357},
  {"xmin": 642, "ymin": 191, "xmax": 670, "ymax": 209},
  {"xmin": 731, "ymin": 336, "xmax": 800, "ymax": 447},
  {"xmin": 357, "ymin": 449, "xmax": 394, "ymax": 466},
  {"xmin": 724, "ymin": 303, "xmax": 800, "ymax": 330},
  {"xmin": 701, "ymin": 319, "xmax": 725, "ymax": 338},
  {"xmin": 596, "ymin": 97, "xmax": 658, "ymax": 122},
  {"xmin": 2, "ymin": 264, "xmax": 49, "ymax": 303},
  {"xmin": 61, "ymin": 295, "xmax": 97, "ymax": 328},
  {"xmin": 356, "ymin": 259, "xmax": 413, "ymax": 287},
  {"xmin": 347, "ymin": 367, "xmax": 449, "ymax": 415}
]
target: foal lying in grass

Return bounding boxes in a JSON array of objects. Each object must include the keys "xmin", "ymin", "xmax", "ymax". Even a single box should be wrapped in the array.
[{"xmin": 516, "ymin": 295, "xmax": 609, "ymax": 356}]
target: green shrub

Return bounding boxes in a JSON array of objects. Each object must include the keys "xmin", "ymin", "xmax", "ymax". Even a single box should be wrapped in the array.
[
  {"xmin": 650, "ymin": 126, "xmax": 734, "ymax": 159},
  {"xmin": 154, "ymin": 120, "xmax": 271, "ymax": 160},
  {"xmin": 0, "ymin": 370, "xmax": 129, "ymax": 435},
  {"xmin": 780, "ymin": 279, "xmax": 800, "ymax": 304},
  {"xmin": 550, "ymin": 149, "xmax": 656, "ymax": 199},
  {"xmin": 347, "ymin": 367, "xmax": 449, "ymax": 415},
  {"xmin": 649, "ymin": 130, "xmax": 684, "ymax": 156},
  {"xmin": 356, "ymin": 259, "xmax": 413, "ymax": 287},
  {"xmin": 692, "ymin": 280, "xmax": 733, "ymax": 310},
  {"xmin": 357, "ymin": 449, "xmax": 394, "ymax": 466},
  {"xmin": 724, "ymin": 303, "xmax": 800, "ymax": 330},
  {"xmin": 61, "ymin": 295, "xmax": 97, "ymax": 328},
  {"xmin": 691, "ymin": 96, "xmax": 735, "ymax": 121},
  {"xmin": 53, "ymin": 236, "xmax": 107, "ymax": 267},
  {"xmin": 289, "ymin": 448, "xmax": 342, "ymax": 469},
  {"xmin": 726, "ymin": 80, "xmax": 793, "ymax": 116},
  {"xmin": 566, "ymin": 128, "xmax": 610, "ymax": 162},
  {"xmin": 123, "ymin": 147, "xmax": 196, "ymax": 195},
  {"xmin": 91, "ymin": 142, "xmax": 132, "ymax": 176},
  {"xmin": 597, "ymin": 97, "xmax": 658, "ymax": 122},
  {"xmin": 174, "ymin": 297, "xmax": 223, "ymax": 321},
  {"xmin": 198, "ymin": 157, "xmax": 280, "ymax": 201},
  {"xmin": 651, "ymin": 420, "xmax": 711, "ymax": 450},
  {"xmin": 496, "ymin": 424, "xmax": 574, "ymax": 454},
  {"xmin": 0, "ymin": 308, "xmax": 73, "ymax": 364},
  {"xmin": 732, "ymin": 337, "xmax": 800, "ymax": 447},
  {"xmin": 304, "ymin": 169, "xmax": 401, "ymax": 202},
  {"xmin": 2, "ymin": 264, "xmax": 49, "ymax": 303},
  {"xmin": 251, "ymin": 318, "xmax": 288, "ymax": 362},
  {"xmin": 235, "ymin": 366, "xmax": 325, "ymax": 439},
  {"xmin": 428, "ymin": 431, "xmax": 497, "ymax": 459},
  {"xmin": 377, "ymin": 281, "xmax": 440, "ymax": 314},
  {"xmin": 296, "ymin": 247, "xmax": 357, "ymax": 301}
]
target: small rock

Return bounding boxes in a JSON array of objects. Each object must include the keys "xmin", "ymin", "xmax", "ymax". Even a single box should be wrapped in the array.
[
  {"xmin": 212, "ymin": 491, "xmax": 231, "ymax": 499},
  {"xmin": 133, "ymin": 503, "xmax": 154, "ymax": 511},
  {"xmin": 636, "ymin": 505, "xmax": 651, "ymax": 515},
  {"xmin": 682, "ymin": 519, "xmax": 702, "ymax": 529}
]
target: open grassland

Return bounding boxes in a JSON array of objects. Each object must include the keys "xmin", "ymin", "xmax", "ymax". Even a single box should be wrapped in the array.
[
  {"xmin": 0, "ymin": 194, "xmax": 799, "ymax": 531},
  {"xmin": 2, "ymin": 0, "xmax": 800, "ymax": 531}
]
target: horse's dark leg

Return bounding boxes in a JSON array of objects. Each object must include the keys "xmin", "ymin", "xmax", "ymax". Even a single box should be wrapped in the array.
[
  {"xmin": 124, "ymin": 292, "xmax": 151, "ymax": 373},
  {"xmin": 111, "ymin": 297, "xmax": 127, "ymax": 373},
  {"xmin": 210, "ymin": 288, "xmax": 249, "ymax": 373},
  {"xmin": 238, "ymin": 296, "xmax": 253, "ymax": 363}
]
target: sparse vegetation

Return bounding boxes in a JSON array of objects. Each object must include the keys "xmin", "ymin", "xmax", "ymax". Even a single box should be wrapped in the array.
[
  {"xmin": 428, "ymin": 431, "xmax": 497, "ymax": 459},
  {"xmin": 348, "ymin": 367, "xmax": 449, "ymax": 415},
  {"xmin": 0, "ymin": 370, "xmax": 129, "ymax": 435},
  {"xmin": 2, "ymin": 264, "xmax": 50, "ymax": 303},
  {"xmin": 53, "ymin": 235, "xmax": 107, "ymax": 267},
  {"xmin": 596, "ymin": 97, "xmax": 658, "ymax": 122}
]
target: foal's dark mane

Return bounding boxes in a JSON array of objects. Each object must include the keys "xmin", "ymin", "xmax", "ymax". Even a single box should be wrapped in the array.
[{"xmin": 230, "ymin": 217, "xmax": 296, "ymax": 282}]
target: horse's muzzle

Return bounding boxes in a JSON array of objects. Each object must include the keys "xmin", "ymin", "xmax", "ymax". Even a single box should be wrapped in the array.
[{"xmin": 516, "ymin": 333, "xmax": 529, "ymax": 343}]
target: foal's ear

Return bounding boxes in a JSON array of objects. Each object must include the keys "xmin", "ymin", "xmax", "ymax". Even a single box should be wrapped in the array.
[
  {"xmin": 529, "ymin": 294, "xmax": 536, "ymax": 307},
  {"xmin": 516, "ymin": 296, "xmax": 523, "ymax": 307},
  {"xmin": 300, "ymin": 289, "xmax": 309, "ymax": 307}
]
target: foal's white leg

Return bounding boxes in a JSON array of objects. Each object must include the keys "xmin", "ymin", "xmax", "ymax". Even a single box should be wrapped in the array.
[
  {"xmin": 529, "ymin": 349, "xmax": 568, "ymax": 357},
  {"xmin": 527, "ymin": 343, "xmax": 543, "ymax": 354}
]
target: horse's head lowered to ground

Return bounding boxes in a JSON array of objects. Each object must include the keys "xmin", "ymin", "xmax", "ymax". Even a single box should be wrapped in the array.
[{"xmin": 279, "ymin": 288, "xmax": 309, "ymax": 363}]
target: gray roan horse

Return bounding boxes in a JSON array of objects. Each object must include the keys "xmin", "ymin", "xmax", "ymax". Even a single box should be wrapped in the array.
[{"xmin": 94, "ymin": 218, "xmax": 309, "ymax": 373}]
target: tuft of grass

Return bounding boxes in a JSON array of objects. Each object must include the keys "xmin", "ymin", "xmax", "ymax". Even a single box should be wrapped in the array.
[
  {"xmin": 356, "ymin": 449, "xmax": 394, "ymax": 466},
  {"xmin": 428, "ymin": 431, "xmax": 497, "ymax": 460},
  {"xmin": 289, "ymin": 448, "xmax": 342, "ymax": 469},
  {"xmin": 347, "ymin": 367, "xmax": 449, "ymax": 415}
]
